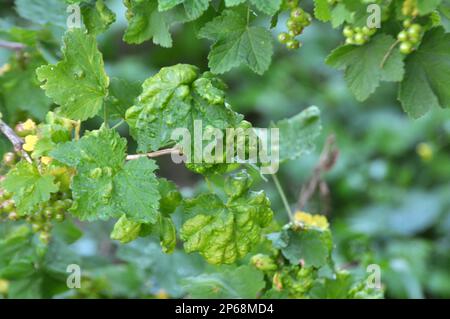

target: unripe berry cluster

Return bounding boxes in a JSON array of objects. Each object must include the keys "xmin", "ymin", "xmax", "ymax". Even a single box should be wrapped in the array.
[
  {"xmin": 402, "ymin": 0, "xmax": 419, "ymax": 17},
  {"xmin": 397, "ymin": 20, "xmax": 422, "ymax": 54},
  {"xmin": 0, "ymin": 183, "xmax": 72, "ymax": 244},
  {"xmin": 278, "ymin": 1, "xmax": 312, "ymax": 50},
  {"xmin": 343, "ymin": 25, "xmax": 377, "ymax": 45}
]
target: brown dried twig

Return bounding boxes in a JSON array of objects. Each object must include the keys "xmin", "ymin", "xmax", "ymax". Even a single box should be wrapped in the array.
[
  {"xmin": 297, "ymin": 134, "xmax": 339, "ymax": 215},
  {"xmin": 0, "ymin": 118, "xmax": 32, "ymax": 163}
]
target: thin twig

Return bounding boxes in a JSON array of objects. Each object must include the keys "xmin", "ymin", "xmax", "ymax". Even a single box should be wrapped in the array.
[
  {"xmin": 0, "ymin": 118, "xmax": 32, "ymax": 163},
  {"xmin": 380, "ymin": 39, "xmax": 400, "ymax": 69},
  {"xmin": 271, "ymin": 173, "xmax": 294, "ymax": 222},
  {"xmin": 111, "ymin": 119, "xmax": 125, "ymax": 130},
  {"xmin": 126, "ymin": 148, "xmax": 182, "ymax": 160},
  {"xmin": 297, "ymin": 134, "xmax": 339, "ymax": 214},
  {"xmin": 0, "ymin": 40, "xmax": 26, "ymax": 51}
]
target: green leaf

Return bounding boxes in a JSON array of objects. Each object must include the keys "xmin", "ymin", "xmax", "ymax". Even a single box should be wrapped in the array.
[
  {"xmin": 69, "ymin": 167, "xmax": 116, "ymax": 220},
  {"xmin": 123, "ymin": 0, "xmax": 188, "ymax": 46},
  {"xmin": 159, "ymin": 216, "xmax": 177, "ymax": 253},
  {"xmin": 112, "ymin": 158, "xmax": 160, "ymax": 223},
  {"xmin": 36, "ymin": 28, "xmax": 109, "ymax": 121},
  {"xmin": 313, "ymin": 0, "xmax": 332, "ymax": 21},
  {"xmin": 277, "ymin": 228, "xmax": 333, "ymax": 268},
  {"xmin": 15, "ymin": 0, "xmax": 67, "ymax": 27},
  {"xmin": 183, "ymin": 0, "xmax": 210, "ymax": 19},
  {"xmin": 330, "ymin": 3, "xmax": 352, "ymax": 28},
  {"xmin": 310, "ymin": 272, "xmax": 353, "ymax": 298},
  {"xmin": 225, "ymin": 0, "xmax": 246, "ymax": 6},
  {"xmin": 183, "ymin": 265, "xmax": 265, "ymax": 298},
  {"xmin": 111, "ymin": 215, "xmax": 142, "ymax": 244},
  {"xmin": 81, "ymin": 0, "xmax": 116, "ymax": 35},
  {"xmin": 0, "ymin": 55, "xmax": 52, "ymax": 122},
  {"xmin": 103, "ymin": 77, "xmax": 141, "ymax": 121},
  {"xmin": 198, "ymin": 7, "xmax": 273, "ymax": 74},
  {"xmin": 399, "ymin": 27, "xmax": 450, "ymax": 118},
  {"xmin": 125, "ymin": 64, "xmax": 242, "ymax": 152},
  {"xmin": 326, "ymin": 34, "xmax": 405, "ymax": 101},
  {"xmin": 416, "ymin": 0, "xmax": 442, "ymax": 15},
  {"xmin": 272, "ymin": 106, "xmax": 322, "ymax": 162},
  {"xmin": 51, "ymin": 129, "xmax": 160, "ymax": 222},
  {"xmin": 50, "ymin": 128, "xmax": 127, "ymax": 170},
  {"xmin": 1, "ymin": 161, "xmax": 58, "ymax": 214},
  {"xmin": 250, "ymin": 0, "xmax": 282, "ymax": 16},
  {"xmin": 180, "ymin": 170, "xmax": 273, "ymax": 264},
  {"xmin": 158, "ymin": 178, "xmax": 182, "ymax": 216},
  {"xmin": 158, "ymin": 0, "xmax": 184, "ymax": 11}
]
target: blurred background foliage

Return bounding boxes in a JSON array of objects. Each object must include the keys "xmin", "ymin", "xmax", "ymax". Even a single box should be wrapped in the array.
[{"xmin": 0, "ymin": 0, "xmax": 449, "ymax": 299}]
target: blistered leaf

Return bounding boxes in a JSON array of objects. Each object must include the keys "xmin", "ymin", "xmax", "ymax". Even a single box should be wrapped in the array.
[
  {"xmin": 125, "ymin": 64, "xmax": 242, "ymax": 152},
  {"xmin": 181, "ymin": 170, "xmax": 273, "ymax": 264},
  {"xmin": 111, "ymin": 215, "xmax": 142, "ymax": 244},
  {"xmin": 51, "ymin": 129, "xmax": 160, "ymax": 222}
]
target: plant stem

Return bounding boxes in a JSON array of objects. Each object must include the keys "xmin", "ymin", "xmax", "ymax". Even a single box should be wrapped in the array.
[
  {"xmin": 271, "ymin": 173, "xmax": 294, "ymax": 222},
  {"xmin": 0, "ymin": 118, "xmax": 32, "ymax": 163},
  {"xmin": 0, "ymin": 40, "xmax": 25, "ymax": 51},
  {"xmin": 126, "ymin": 148, "xmax": 181, "ymax": 160},
  {"xmin": 111, "ymin": 119, "xmax": 125, "ymax": 130},
  {"xmin": 103, "ymin": 106, "xmax": 108, "ymax": 127},
  {"xmin": 380, "ymin": 39, "xmax": 400, "ymax": 68}
]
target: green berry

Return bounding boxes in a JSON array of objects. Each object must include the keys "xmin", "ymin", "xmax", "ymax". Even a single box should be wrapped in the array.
[
  {"xmin": 362, "ymin": 27, "xmax": 372, "ymax": 36},
  {"xmin": 54, "ymin": 200, "xmax": 65, "ymax": 211},
  {"xmin": 397, "ymin": 30, "xmax": 408, "ymax": 42},
  {"xmin": 343, "ymin": 26, "xmax": 353, "ymax": 37},
  {"xmin": 63, "ymin": 198, "xmax": 73, "ymax": 209},
  {"xmin": 403, "ymin": 19, "xmax": 412, "ymax": 28},
  {"xmin": 407, "ymin": 24, "xmax": 422, "ymax": 37},
  {"xmin": 290, "ymin": 8, "xmax": 303, "ymax": 20},
  {"xmin": 14, "ymin": 123, "xmax": 28, "ymax": 137},
  {"xmin": 400, "ymin": 41, "xmax": 413, "ymax": 54},
  {"xmin": 278, "ymin": 32, "xmax": 290, "ymax": 44},
  {"xmin": 286, "ymin": 39, "xmax": 300, "ymax": 49},
  {"xmin": 55, "ymin": 213, "xmax": 65, "ymax": 222},
  {"xmin": 39, "ymin": 232, "xmax": 50, "ymax": 244},
  {"xmin": 2, "ymin": 199, "xmax": 15, "ymax": 213},
  {"xmin": 3, "ymin": 152, "xmax": 16, "ymax": 166},
  {"xmin": 289, "ymin": 27, "xmax": 303, "ymax": 37},
  {"xmin": 44, "ymin": 208, "xmax": 54, "ymax": 219},
  {"xmin": 354, "ymin": 33, "xmax": 366, "ymax": 45},
  {"xmin": 286, "ymin": 18, "xmax": 297, "ymax": 30},
  {"xmin": 284, "ymin": 0, "xmax": 299, "ymax": 9},
  {"xmin": 32, "ymin": 223, "xmax": 41, "ymax": 232},
  {"xmin": 8, "ymin": 211, "xmax": 18, "ymax": 221},
  {"xmin": 345, "ymin": 37, "xmax": 354, "ymax": 45}
]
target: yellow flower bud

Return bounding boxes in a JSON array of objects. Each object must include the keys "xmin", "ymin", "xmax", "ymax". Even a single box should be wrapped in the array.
[
  {"xmin": 0, "ymin": 278, "xmax": 9, "ymax": 294},
  {"xmin": 294, "ymin": 211, "xmax": 329, "ymax": 230},
  {"xmin": 155, "ymin": 289, "xmax": 169, "ymax": 299},
  {"xmin": 41, "ymin": 156, "xmax": 53, "ymax": 165},
  {"xmin": 416, "ymin": 142, "xmax": 433, "ymax": 162},
  {"xmin": 23, "ymin": 119, "xmax": 37, "ymax": 131},
  {"xmin": 23, "ymin": 135, "xmax": 38, "ymax": 152},
  {"xmin": 0, "ymin": 63, "xmax": 11, "ymax": 76}
]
